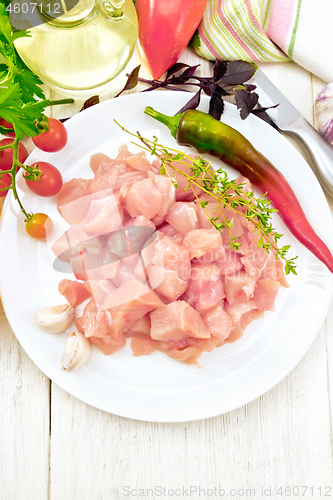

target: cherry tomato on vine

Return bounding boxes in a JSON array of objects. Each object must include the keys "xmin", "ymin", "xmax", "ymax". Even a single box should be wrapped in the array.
[
  {"xmin": 0, "ymin": 118, "xmax": 15, "ymax": 137},
  {"xmin": 24, "ymin": 161, "xmax": 63, "ymax": 197},
  {"xmin": 0, "ymin": 173, "xmax": 12, "ymax": 197},
  {"xmin": 0, "ymin": 138, "xmax": 29, "ymax": 170},
  {"xmin": 32, "ymin": 118, "xmax": 68, "ymax": 153},
  {"xmin": 26, "ymin": 213, "xmax": 53, "ymax": 239}
]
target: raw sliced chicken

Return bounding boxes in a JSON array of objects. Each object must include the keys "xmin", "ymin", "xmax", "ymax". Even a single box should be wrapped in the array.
[
  {"xmin": 196, "ymin": 200, "xmax": 249, "ymax": 254},
  {"xmin": 53, "ymin": 145, "xmax": 287, "ymax": 364},
  {"xmin": 80, "ymin": 299, "xmax": 112, "ymax": 338},
  {"xmin": 215, "ymin": 250, "xmax": 243, "ymax": 275},
  {"xmin": 125, "ymin": 216, "xmax": 156, "ymax": 256},
  {"xmin": 82, "ymin": 192, "xmax": 123, "ymax": 236},
  {"xmin": 224, "ymin": 270, "xmax": 256, "ymax": 305},
  {"xmin": 116, "ymin": 143, "xmax": 132, "ymax": 161},
  {"xmin": 165, "ymin": 345, "xmax": 202, "ymax": 366},
  {"xmin": 193, "ymin": 246, "xmax": 226, "ymax": 264},
  {"xmin": 78, "ymin": 300, "xmax": 127, "ymax": 354},
  {"xmin": 147, "ymin": 172, "xmax": 176, "ymax": 217},
  {"xmin": 89, "ymin": 335, "xmax": 127, "ymax": 355},
  {"xmin": 58, "ymin": 279, "xmax": 91, "ymax": 307},
  {"xmin": 186, "ymin": 263, "xmax": 224, "ymax": 312},
  {"xmin": 70, "ymin": 252, "xmax": 86, "ymax": 281},
  {"xmin": 112, "ymin": 260, "xmax": 143, "ymax": 288},
  {"xmin": 133, "ymin": 231, "xmax": 164, "ymax": 281},
  {"xmin": 149, "ymin": 235, "xmax": 191, "ymax": 301},
  {"xmin": 240, "ymin": 218, "xmax": 270, "ymax": 277},
  {"xmin": 260, "ymin": 251, "xmax": 289, "ymax": 287},
  {"xmin": 130, "ymin": 334, "xmax": 157, "ymax": 356},
  {"xmin": 84, "ymin": 279, "xmax": 115, "ymax": 307},
  {"xmin": 101, "ymin": 250, "xmax": 120, "ymax": 280},
  {"xmin": 127, "ymin": 154, "xmax": 154, "ymax": 172},
  {"xmin": 102, "ymin": 279, "xmax": 164, "ymax": 337},
  {"xmin": 90, "ymin": 152, "xmax": 114, "ymax": 173},
  {"xmin": 165, "ymin": 156, "xmax": 202, "ymax": 201},
  {"xmin": 150, "ymin": 301, "xmax": 210, "ymax": 341},
  {"xmin": 224, "ymin": 300, "xmax": 264, "ymax": 342},
  {"xmin": 52, "ymin": 225, "xmax": 95, "ymax": 262},
  {"xmin": 203, "ymin": 306, "xmax": 233, "ymax": 340},
  {"xmin": 126, "ymin": 314, "xmax": 151, "ymax": 336},
  {"xmin": 159, "ymin": 224, "xmax": 184, "ymax": 245},
  {"xmin": 183, "ymin": 228, "xmax": 223, "ymax": 260},
  {"xmin": 165, "ymin": 202, "xmax": 198, "ymax": 235},
  {"xmin": 57, "ymin": 178, "xmax": 92, "ymax": 225},
  {"xmin": 125, "ymin": 178, "xmax": 163, "ymax": 219},
  {"xmin": 253, "ymin": 279, "xmax": 280, "ymax": 311}
]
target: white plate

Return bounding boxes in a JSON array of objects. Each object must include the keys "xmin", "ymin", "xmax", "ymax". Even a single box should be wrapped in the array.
[{"xmin": 1, "ymin": 91, "xmax": 333, "ymax": 422}]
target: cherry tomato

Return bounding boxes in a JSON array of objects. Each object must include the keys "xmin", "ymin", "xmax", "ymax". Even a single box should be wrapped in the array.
[
  {"xmin": 26, "ymin": 213, "xmax": 53, "ymax": 239},
  {"xmin": 24, "ymin": 161, "xmax": 63, "ymax": 197},
  {"xmin": 32, "ymin": 118, "xmax": 68, "ymax": 153},
  {"xmin": 0, "ymin": 118, "xmax": 15, "ymax": 137},
  {"xmin": 0, "ymin": 173, "xmax": 12, "ymax": 197},
  {"xmin": 0, "ymin": 138, "xmax": 29, "ymax": 171}
]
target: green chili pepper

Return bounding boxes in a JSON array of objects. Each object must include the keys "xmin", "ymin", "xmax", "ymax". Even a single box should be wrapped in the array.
[{"xmin": 144, "ymin": 106, "xmax": 333, "ymax": 273}]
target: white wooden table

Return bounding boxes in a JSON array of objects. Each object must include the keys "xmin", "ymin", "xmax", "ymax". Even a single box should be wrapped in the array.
[{"xmin": 1, "ymin": 46, "xmax": 333, "ymax": 500}]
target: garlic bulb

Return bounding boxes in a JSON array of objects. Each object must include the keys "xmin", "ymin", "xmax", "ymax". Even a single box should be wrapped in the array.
[
  {"xmin": 61, "ymin": 331, "xmax": 91, "ymax": 372},
  {"xmin": 36, "ymin": 304, "xmax": 74, "ymax": 333},
  {"xmin": 315, "ymin": 83, "xmax": 333, "ymax": 144}
]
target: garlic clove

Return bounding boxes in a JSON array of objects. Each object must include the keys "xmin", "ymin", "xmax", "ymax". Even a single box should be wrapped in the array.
[
  {"xmin": 315, "ymin": 82, "xmax": 333, "ymax": 144},
  {"xmin": 61, "ymin": 331, "xmax": 91, "ymax": 372},
  {"xmin": 36, "ymin": 303, "xmax": 74, "ymax": 333}
]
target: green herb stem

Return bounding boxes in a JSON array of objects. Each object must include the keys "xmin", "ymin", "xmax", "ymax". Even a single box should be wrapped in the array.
[
  {"xmin": 114, "ymin": 120, "xmax": 297, "ymax": 275},
  {"xmin": 47, "ymin": 99, "xmax": 74, "ymax": 107},
  {"xmin": 0, "ymin": 143, "xmax": 15, "ymax": 151},
  {"xmin": 9, "ymin": 137, "xmax": 29, "ymax": 219}
]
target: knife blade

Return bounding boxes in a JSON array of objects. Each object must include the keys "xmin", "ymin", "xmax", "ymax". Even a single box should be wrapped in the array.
[{"xmin": 253, "ymin": 68, "xmax": 333, "ymax": 198}]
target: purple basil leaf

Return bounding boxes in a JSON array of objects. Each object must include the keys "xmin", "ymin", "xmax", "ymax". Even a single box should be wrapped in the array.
[
  {"xmin": 218, "ymin": 61, "xmax": 257, "ymax": 85},
  {"xmin": 140, "ymin": 81, "xmax": 168, "ymax": 91},
  {"xmin": 201, "ymin": 82, "xmax": 216, "ymax": 97},
  {"xmin": 175, "ymin": 89, "xmax": 201, "ymax": 115},
  {"xmin": 179, "ymin": 64, "xmax": 201, "ymax": 79},
  {"xmin": 251, "ymin": 103, "xmax": 281, "ymax": 131},
  {"xmin": 166, "ymin": 63, "xmax": 190, "ymax": 79},
  {"xmin": 213, "ymin": 59, "xmax": 227, "ymax": 81},
  {"xmin": 215, "ymin": 80, "xmax": 238, "ymax": 95},
  {"xmin": 161, "ymin": 86, "xmax": 191, "ymax": 92},
  {"xmin": 245, "ymin": 84, "xmax": 257, "ymax": 92},
  {"xmin": 255, "ymin": 103, "xmax": 280, "ymax": 112},
  {"xmin": 114, "ymin": 65, "xmax": 140, "ymax": 97},
  {"xmin": 60, "ymin": 96, "xmax": 100, "ymax": 122},
  {"xmin": 80, "ymin": 95, "xmax": 99, "ymax": 112},
  {"xmin": 209, "ymin": 87, "xmax": 224, "ymax": 120},
  {"xmin": 235, "ymin": 89, "xmax": 259, "ymax": 119}
]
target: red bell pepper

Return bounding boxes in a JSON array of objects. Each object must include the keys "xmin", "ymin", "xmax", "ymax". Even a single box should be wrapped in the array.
[{"xmin": 135, "ymin": 0, "xmax": 209, "ymax": 79}]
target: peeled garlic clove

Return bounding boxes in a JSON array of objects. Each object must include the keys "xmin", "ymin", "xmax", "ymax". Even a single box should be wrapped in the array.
[
  {"xmin": 36, "ymin": 303, "xmax": 74, "ymax": 333},
  {"xmin": 315, "ymin": 82, "xmax": 333, "ymax": 144},
  {"xmin": 61, "ymin": 331, "xmax": 91, "ymax": 372}
]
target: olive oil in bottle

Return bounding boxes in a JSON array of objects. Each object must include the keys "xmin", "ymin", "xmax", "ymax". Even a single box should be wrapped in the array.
[{"xmin": 14, "ymin": 0, "xmax": 138, "ymax": 97}]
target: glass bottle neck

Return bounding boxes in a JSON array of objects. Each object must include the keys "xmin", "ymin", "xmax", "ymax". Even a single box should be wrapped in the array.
[{"xmin": 44, "ymin": 0, "xmax": 126, "ymax": 26}]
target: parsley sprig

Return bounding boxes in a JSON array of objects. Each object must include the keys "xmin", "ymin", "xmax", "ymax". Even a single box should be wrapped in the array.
[
  {"xmin": 0, "ymin": 3, "xmax": 73, "ymax": 219},
  {"xmin": 115, "ymin": 121, "xmax": 298, "ymax": 275}
]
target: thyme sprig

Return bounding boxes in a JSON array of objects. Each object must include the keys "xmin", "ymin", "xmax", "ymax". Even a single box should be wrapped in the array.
[{"xmin": 114, "ymin": 121, "xmax": 298, "ymax": 275}]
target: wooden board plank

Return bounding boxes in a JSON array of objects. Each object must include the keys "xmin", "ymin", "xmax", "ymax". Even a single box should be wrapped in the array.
[
  {"xmin": 0, "ymin": 85, "xmax": 52, "ymax": 500},
  {"xmin": 0, "ymin": 301, "xmax": 50, "ymax": 500},
  {"xmin": 49, "ymin": 56, "xmax": 333, "ymax": 499}
]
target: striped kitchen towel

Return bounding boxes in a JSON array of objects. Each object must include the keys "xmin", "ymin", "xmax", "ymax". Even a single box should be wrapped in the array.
[{"xmin": 194, "ymin": 0, "xmax": 333, "ymax": 82}]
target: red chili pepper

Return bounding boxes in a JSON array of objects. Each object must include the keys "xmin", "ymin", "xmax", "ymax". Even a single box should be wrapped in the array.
[
  {"xmin": 145, "ymin": 107, "xmax": 333, "ymax": 273},
  {"xmin": 135, "ymin": 0, "xmax": 209, "ymax": 79}
]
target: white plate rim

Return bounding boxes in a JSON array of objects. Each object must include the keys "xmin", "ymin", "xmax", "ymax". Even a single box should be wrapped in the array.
[{"xmin": 0, "ymin": 90, "xmax": 333, "ymax": 422}]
